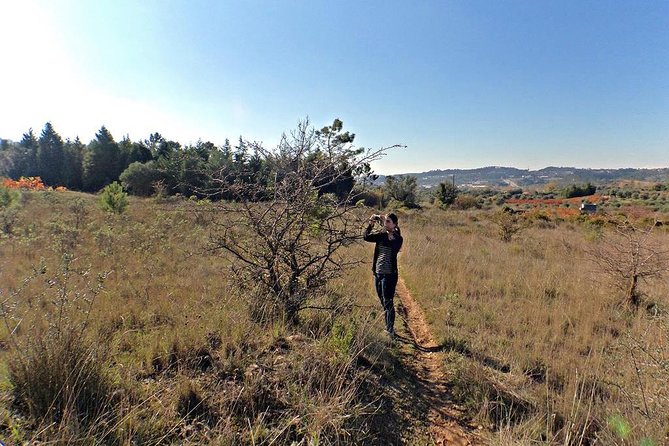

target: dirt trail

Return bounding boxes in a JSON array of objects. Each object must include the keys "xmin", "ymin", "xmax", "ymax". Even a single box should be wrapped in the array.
[{"xmin": 394, "ymin": 278, "xmax": 485, "ymax": 445}]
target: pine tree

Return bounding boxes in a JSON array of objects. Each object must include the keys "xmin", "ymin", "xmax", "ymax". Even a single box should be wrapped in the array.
[
  {"xmin": 156, "ymin": 139, "xmax": 180, "ymax": 159},
  {"xmin": 118, "ymin": 136, "xmax": 133, "ymax": 176},
  {"xmin": 233, "ymin": 136, "xmax": 247, "ymax": 168},
  {"xmin": 221, "ymin": 138, "xmax": 232, "ymax": 163},
  {"xmin": 83, "ymin": 126, "xmax": 121, "ymax": 192},
  {"xmin": 63, "ymin": 137, "xmax": 85, "ymax": 190},
  {"xmin": 127, "ymin": 141, "xmax": 153, "ymax": 165},
  {"xmin": 435, "ymin": 182, "xmax": 459, "ymax": 206},
  {"xmin": 37, "ymin": 122, "xmax": 65, "ymax": 186},
  {"xmin": 145, "ymin": 132, "xmax": 164, "ymax": 158},
  {"xmin": 11, "ymin": 128, "xmax": 40, "ymax": 178}
]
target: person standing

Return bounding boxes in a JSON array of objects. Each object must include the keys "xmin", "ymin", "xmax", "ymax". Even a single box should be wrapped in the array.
[{"xmin": 364, "ymin": 213, "xmax": 403, "ymax": 340}]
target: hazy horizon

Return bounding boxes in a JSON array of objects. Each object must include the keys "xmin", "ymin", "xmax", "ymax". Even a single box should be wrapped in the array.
[
  {"xmin": 2, "ymin": 126, "xmax": 668, "ymax": 177},
  {"xmin": 383, "ymin": 164, "xmax": 669, "ymax": 176}
]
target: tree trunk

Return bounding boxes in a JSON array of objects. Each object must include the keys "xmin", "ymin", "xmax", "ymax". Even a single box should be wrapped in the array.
[
  {"xmin": 284, "ymin": 300, "xmax": 300, "ymax": 326},
  {"xmin": 628, "ymin": 275, "xmax": 640, "ymax": 308}
]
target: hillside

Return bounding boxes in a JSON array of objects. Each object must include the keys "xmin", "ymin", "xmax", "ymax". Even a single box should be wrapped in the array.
[{"xmin": 377, "ymin": 166, "xmax": 669, "ymax": 188}]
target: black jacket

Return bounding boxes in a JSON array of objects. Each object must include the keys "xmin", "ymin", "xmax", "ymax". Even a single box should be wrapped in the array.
[{"xmin": 363, "ymin": 225, "xmax": 403, "ymax": 274}]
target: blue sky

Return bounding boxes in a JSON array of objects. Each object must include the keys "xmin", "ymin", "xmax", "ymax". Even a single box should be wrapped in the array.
[{"xmin": 1, "ymin": 0, "xmax": 667, "ymax": 174}]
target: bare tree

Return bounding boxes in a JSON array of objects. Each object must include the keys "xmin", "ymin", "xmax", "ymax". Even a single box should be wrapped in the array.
[
  {"xmin": 589, "ymin": 219, "xmax": 669, "ymax": 308},
  {"xmin": 207, "ymin": 120, "xmax": 400, "ymax": 324}
]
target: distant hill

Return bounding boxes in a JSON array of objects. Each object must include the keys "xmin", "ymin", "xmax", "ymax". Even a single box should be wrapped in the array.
[{"xmin": 377, "ymin": 166, "xmax": 669, "ymax": 189}]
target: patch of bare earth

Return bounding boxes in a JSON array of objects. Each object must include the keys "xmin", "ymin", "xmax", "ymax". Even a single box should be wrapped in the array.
[{"xmin": 394, "ymin": 278, "xmax": 486, "ymax": 445}]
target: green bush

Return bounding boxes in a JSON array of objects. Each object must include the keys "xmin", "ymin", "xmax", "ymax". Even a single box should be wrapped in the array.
[
  {"xmin": 98, "ymin": 182, "xmax": 129, "ymax": 214},
  {"xmin": 0, "ymin": 185, "xmax": 21, "ymax": 209},
  {"xmin": 119, "ymin": 161, "xmax": 162, "ymax": 196},
  {"xmin": 0, "ymin": 185, "xmax": 22, "ymax": 234},
  {"xmin": 435, "ymin": 182, "xmax": 459, "ymax": 206},
  {"xmin": 562, "ymin": 183, "xmax": 596, "ymax": 199},
  {"xmin": 384, "ymin": 175, "xmax": 419, "ymax": 208},
  {"xmin": 452, "ymin": 194, "xmax": 480, "ymax": 210}
]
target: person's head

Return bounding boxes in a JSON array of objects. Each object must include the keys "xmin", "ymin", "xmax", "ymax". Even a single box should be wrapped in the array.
[{"xmin": 384, "ymin": 213, "xmax": 398, "ymax": 232}]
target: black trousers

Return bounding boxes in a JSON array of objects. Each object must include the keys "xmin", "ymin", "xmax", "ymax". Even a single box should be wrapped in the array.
[{"xmin": 374, "ymin": 273, "xmax": 398, "ymax": 333}]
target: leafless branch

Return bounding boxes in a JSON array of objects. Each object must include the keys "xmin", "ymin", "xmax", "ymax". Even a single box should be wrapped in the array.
[
  {"xmin": 588, "ymin": 219, "xmax": 669, "ymax": 308},
  {"xmin": 205, "ymin": 120, "xmax": 399, "ymax": 323}
]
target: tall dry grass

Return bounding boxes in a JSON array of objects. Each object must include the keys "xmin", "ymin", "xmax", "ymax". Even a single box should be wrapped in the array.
[
  {"xmin": 0, "ymin": 191, "xmax": 399, "ymax": 444},
  {"xmin": 398, "ymin": 208, "xmax": 669, "ymax": 444},
  {"xmin": 8, "ymin": 189, "xmax": 666, "ymax": 444}
]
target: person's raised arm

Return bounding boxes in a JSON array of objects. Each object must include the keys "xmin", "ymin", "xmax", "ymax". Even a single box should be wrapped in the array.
[{"xmin": 363, "ymin": 214, "xmax": 381, "ymax": 242}]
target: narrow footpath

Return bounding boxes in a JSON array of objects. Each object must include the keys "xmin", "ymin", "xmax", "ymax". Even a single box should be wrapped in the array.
[{"xmin": 394, "ymin": 278, "xmax": 485, "ymax": 445}]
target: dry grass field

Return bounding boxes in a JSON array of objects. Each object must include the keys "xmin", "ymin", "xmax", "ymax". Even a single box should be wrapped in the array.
[
  {"xmin": 0, "ymin": 190, "xmax": 406, "ymax": 445},
  {"xmin": 0, "ymin": 188, "xmax": 668, "ymax": 445},
  {"xmin": 399, "ymin": 208, "xmax": 669, "ymax": 445}
]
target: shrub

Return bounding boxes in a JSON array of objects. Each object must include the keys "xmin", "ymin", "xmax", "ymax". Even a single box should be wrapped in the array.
[
  {"xmin": 588, "ymin": 220, "xmax": 669, "ymax": 308},
  {"xmin": 562, "ymin": 183, "xmax": 596, "ymax": 199},
  {"xmin": 120, "ymin": 161, "xmax": 161, "ymax": 196},
  {"xmin": 452, "ymin": 194, "xmax": 479, "ymax": 210},
  {"xmin": 385, "ymin": 175, "xmax": 419, "ymax": 208},
  {"xmin": 98, "ymin": 181, "xmax": 129, "ymax": 214},
  {"xmin": 490, "ymin": 209, "xmax": 526, "ymax": 242},
  {"xmin": 352, "ymin": 186, "xmax": 384, "ymax": 208},
  {"xmin": 152, "ymin": 180, "xmax": 169, "ymax": 203},
  {"xmin": 4, "ymin": 256, "xmax": 119, "ymax": 437},
  {"xmin": 0, "ymin": 185, "xmax": 21, "ymax": 234},
  {"xmin": 435, "ymin": 182, "xmax": 459, "ymax": 206},
  {"xmin": 9, "ymin": 331, "xmax": 117, "ymax": 428},
  {"xmin": 0, "ymin": 184, "xmax": 21, "ymax": 208},
  {"xmin": 68, "ymin": 197, "xmax": 89, "ymax": 230}
]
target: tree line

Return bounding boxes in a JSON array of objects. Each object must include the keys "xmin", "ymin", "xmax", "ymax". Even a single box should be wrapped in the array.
[
  {"xmin": 2, "ymin": 123, "xmax": 146, "ymax": 192},
  {"xmin": 1, "ymin": 120, "xmax": 466, "ymax": 209},
  {"xmin": 0, "ymin": 121, "xmax": 361, "ymax": 200}
]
